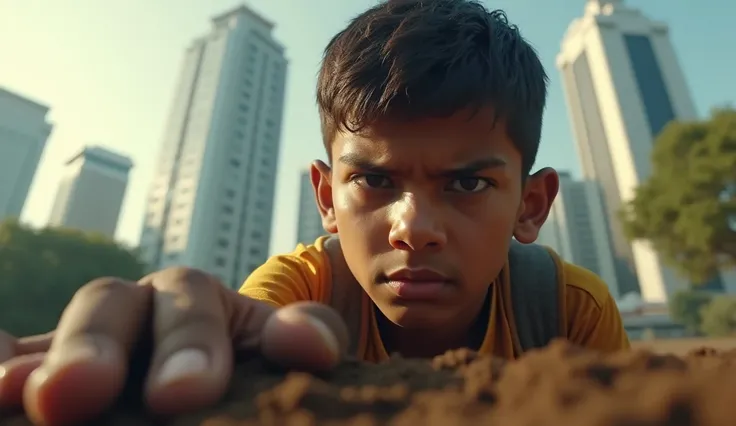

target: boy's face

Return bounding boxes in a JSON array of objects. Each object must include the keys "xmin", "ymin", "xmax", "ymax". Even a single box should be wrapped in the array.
[{"xmin": 312, "ymin": 109, "xmax": 558, "ymax": 330}]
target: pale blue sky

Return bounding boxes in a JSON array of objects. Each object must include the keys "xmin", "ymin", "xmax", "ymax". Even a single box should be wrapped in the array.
[{"xmin": 1, "ymin": 0, "xmax": 732, "ymax": 255}]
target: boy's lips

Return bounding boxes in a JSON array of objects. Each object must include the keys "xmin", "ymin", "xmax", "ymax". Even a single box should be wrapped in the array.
[{"xmin": 383, "ymin": 268, "xmax": 452, "ymax": 300}]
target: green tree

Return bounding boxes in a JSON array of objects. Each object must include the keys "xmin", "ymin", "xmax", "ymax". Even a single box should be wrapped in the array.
[
  {"xmin": 0, "ymin": 219, "xmax": 145, "ymax": 337},
  {"xmin": 668, "ymin": 289, "xmax": 713, "ymax": 334},
  {"xmin": 620, "ymin": 107, "xmax": 736, "ymax": 284},
  {"xmin": 699, "ymin": 296, "xmax": 736, "ymax": 337}
]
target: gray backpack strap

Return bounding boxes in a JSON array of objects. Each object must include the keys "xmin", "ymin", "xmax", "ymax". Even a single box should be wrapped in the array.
[
  {"xmin": 324, "ymin": 236, "xmax": 364, "ymax": 357},
  {"xmin": 508, "ymin": 240, "xmax": 563, "ymax": 353}
]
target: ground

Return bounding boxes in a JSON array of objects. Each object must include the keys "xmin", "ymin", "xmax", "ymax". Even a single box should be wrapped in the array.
[{"xmin": 2, "ymin": 337, "xmax": 736, "ymax": 426}]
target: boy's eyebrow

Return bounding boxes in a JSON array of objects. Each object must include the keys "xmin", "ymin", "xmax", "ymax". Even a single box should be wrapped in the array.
[
  {"xmin": 441, "ymin": 157, "xmax": 507, "ymax": 177},
  {"xmin": 337, "ymin": 153, "xmax": 507, "ymax": 176},
  {"xmin": 338, "ymin": 153, "xmax": 391, "ymax": 173}
]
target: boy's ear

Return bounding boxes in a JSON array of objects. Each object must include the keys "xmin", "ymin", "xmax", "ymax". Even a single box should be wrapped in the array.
[
  {"xmin": 513, "ymin": 167, "xmax": 559, "ymax": 244},
  {"xmin": 310, "ymin": 160, "xmax": 338, "ymax": 234}
]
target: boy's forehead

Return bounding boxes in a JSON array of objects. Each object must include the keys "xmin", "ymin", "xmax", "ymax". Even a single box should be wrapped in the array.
[
  {"xmin": 332, "ymin": 113, "xmax": 515, "ymax": 162},
  {"xmin": 331, "ymin": 126, "xmax": 519, "ymax": 175}
]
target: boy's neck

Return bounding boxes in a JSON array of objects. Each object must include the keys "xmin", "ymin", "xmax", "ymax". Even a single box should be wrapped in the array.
[{"xmin": 376, "ymin": 290, "xmax": 491, "ymax": 359}]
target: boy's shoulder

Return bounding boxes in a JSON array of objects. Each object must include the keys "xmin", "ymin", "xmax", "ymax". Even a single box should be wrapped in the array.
[
  {"xmin": 238, "ymin": 235, "xmax": 334, "ymax": 304},
  {"xmin": 515, "ymin": 242, "xmax": 613, "ymax": 306},
  {"xmin": 259, "ymin": 235, "xmax": 334, "ymax": 274},
  {"xmin": 557, "ymin": 257, "xmax": 614, "ymax": 310}
]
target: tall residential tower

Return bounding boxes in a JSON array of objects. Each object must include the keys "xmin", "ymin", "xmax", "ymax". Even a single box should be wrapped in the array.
[
  {"xmin": 295, "ymin": 169, "xmax": 326, "ymax": 246},
  {"xmin": 537, "ymin": 172, "xmax": 620, "ymax": 298},
  {"xmin": 0, "ymin": 88, "xmax": 53, "ymax": 221},
  {"xmin": 48, "ymin": 146, "xmax": 133, "ymax": 239},
  {"xmin": 138, "ymin": 5, "xmax": 288, "ymax": 289},
  {"xmin": 556, "ymin": 0, "xmax": 698, "ymax": 301}
]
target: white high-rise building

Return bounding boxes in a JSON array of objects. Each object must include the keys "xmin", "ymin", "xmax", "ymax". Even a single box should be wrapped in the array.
[
  {"xmin": 538, "ymin": 172, "xmax": 620, "ymax": 298},
  {"xmin": 48, "ymin": 146, "xmax": 133, "ymax": 239},
  {"xmin": 296, "ymin": 169, "xmax": 326, "ymax": 246},
  {"xmin": 556, "ymin": 0, "xmax": 701, "ymax": 302},
  {"xmin": 138, "ymin": 5, "xmax": 288, "ymax": 289},
  {"xmin": 0, "ymin": 88, "xmax": 53, "ymax": 222}
]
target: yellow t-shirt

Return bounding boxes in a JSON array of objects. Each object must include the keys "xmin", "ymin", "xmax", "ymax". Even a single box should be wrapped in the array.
[{"xmin": 239, "ymin": 236, "xmax": 630, "ymax": 362}]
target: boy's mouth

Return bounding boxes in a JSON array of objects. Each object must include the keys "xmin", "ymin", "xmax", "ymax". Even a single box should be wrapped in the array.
[{"xmin": 382, "ymin": 268, "xmax": 452, "ymax": 300}]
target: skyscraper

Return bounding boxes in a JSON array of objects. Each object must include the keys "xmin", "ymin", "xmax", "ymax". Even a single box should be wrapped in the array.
[
  {"xmin": 537, "ymin": 172, "xmax": 620, "ymax": 298},
  {"xmin": 48, "ymin": 146, "xmax": 133, "ymax": 239},
  {"xmin": 556, "ymin": 0, "xmax": 697, "ymax": 302},
  {"xmin": 138, "ymin": 5, "xmax": 288, "ymax": 289},
  {"xmin": 0, "ymin": 87, "xmax": 53, "ymax": 222},
  {"xmin": 296, "ymin": 169, "xmax": 326, "ymax": 246}
]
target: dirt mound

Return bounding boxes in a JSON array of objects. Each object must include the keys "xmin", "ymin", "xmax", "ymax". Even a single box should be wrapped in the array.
[{"xmin": 3, "ymin": 339, "xmax": 736, "ymax": 425}]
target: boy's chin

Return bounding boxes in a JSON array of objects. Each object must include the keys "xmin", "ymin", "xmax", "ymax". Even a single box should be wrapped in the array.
[{"xmin": 379, "ymin": 303, "xmax": 451, "ymax": 330}]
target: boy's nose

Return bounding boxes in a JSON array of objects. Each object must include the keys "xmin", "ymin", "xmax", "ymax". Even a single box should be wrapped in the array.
[{"xmin": 387, "ymin": 194, "xmax": 447, "ymax": 251}]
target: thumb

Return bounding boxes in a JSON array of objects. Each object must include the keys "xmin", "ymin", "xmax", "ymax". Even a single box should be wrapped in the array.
[{"xmin": 260, "ymin": 302, "xmax": 350, "ymax": 372}]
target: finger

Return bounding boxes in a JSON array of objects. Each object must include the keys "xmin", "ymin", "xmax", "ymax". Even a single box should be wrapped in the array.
[
  {"xmin": 23, "ymin": 278, "xmax": 152, "ymax": 426},
  {"xmin": 16, "ymin": 332, "xmax": 54, "ymax": 355},
  {"xmin": 143, "ymin": 268, "xmax": 241, "ymax": 415},
  {"xmin": 0, "ymin": 353, "xmax": 44, "ymax": 408},
  {"xmin": 0, "ymin": 330, "xmax": 16, "ymax": 363},
  {"xmin": 261, "ymin": 302, "xmax": 349, "ymax": 372}
]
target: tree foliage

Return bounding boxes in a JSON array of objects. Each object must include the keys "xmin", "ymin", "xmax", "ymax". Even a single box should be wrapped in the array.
[
  {"xmin": 699, "ymin": 295, "xmax": 736, "ymax": 337},
  {"xmin": 668, "ymin": 289, "xmax": 714, "ymax": 334},
  {"xmin": 0, "ymin": 219, "xmax": 145, "ymax": 337},
  {"xmin": 620, "ymin": 107, "xmax": 736, "ymax": 284}
]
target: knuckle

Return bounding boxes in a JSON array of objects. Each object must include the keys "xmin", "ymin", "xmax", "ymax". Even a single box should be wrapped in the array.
[
  {"xmin": 158, "ymin": 267, "xmax": 218, "ymax": 290},
  {"xmin": 74, "ymin": 277, "xmax": 134, "ymax": 301},
  {"xmin": 155, "ymin": 310, "xmax": 224, "ymax": 343}
]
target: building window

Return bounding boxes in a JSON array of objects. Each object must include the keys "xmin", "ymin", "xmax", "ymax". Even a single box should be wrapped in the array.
[
  {"xmin": 215, "ymin": 257, "xmax": 226, "ymax": 267},
  {"xmin": 217, "ymin": 238, "xmax": 229, "ymax": 248},
  {"xmin": 623, "ymin": 34, "xmax": 676, "ymax": 138}
]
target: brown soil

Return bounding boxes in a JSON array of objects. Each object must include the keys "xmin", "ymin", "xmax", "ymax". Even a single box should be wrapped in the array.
[{"xmin": 3, "ymin": 339, "xmax": 736, "ymax": 426}]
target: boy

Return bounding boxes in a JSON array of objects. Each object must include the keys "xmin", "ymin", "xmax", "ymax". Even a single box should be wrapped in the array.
[
  {"xmin": 240, "ymin": 0, "xmax": 629, "ymax": 361},
  {"xmin": 0, "ymin": 1, "xmax": 628, "ymax": 425}
]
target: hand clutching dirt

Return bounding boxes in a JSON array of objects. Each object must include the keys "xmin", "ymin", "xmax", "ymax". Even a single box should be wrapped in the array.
[
  {"xmin": 3, "ymin": 339, "xmax": 736, "ymax": 425},
  {"xmin": 2, "ymin": 267, "xmax": 736, "ymax": 426},
  {"xmin": 0, "ymin": 267, "xmax": 349, "ymax": 426}
]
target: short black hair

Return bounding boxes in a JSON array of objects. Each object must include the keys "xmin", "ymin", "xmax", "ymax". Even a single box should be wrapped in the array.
[{"xmin": 317, "ymin": 0, "xmax": 548, "ymax": 176}]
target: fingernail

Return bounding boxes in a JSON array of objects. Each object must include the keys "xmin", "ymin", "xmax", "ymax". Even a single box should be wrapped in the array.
[
  {"xmin": 156, "ymin": 349, "xmax": 209, "ymax": 387},
  {"xmin": 305, "ymin": 316, "xmax": 340, "ymax": 359}
]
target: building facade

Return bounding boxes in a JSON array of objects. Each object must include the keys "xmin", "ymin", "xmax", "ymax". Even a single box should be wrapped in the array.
[
  {"xmin": 538, "ymin": 172, "xmax": 620, "ymax": 298},
  {"xmin": 295, "ymin": 169, "xmax": 326, "ymax": 246},
  {"xmin": 48, "ymin": 146, "xmax": 133, "ymax": 239},
  {"xmin": 556, "ymin": 0, "xmax": 700, "ymax": 301},
  {"xmin": 138, "ymin": 5, "xmax": 288, "ymax": 289},
  {"xmin": 0, "ymin": 88, "xmax": 53, "ymax": 222}
]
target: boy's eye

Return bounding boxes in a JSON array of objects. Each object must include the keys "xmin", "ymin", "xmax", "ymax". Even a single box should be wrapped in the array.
[
  {"xmin": 355, "ymin": 174, "xmax": 392, "ymax": 188},
  {"xmin": 448, "ymin": 177, "xmax": 490, "ymax": 193}
]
